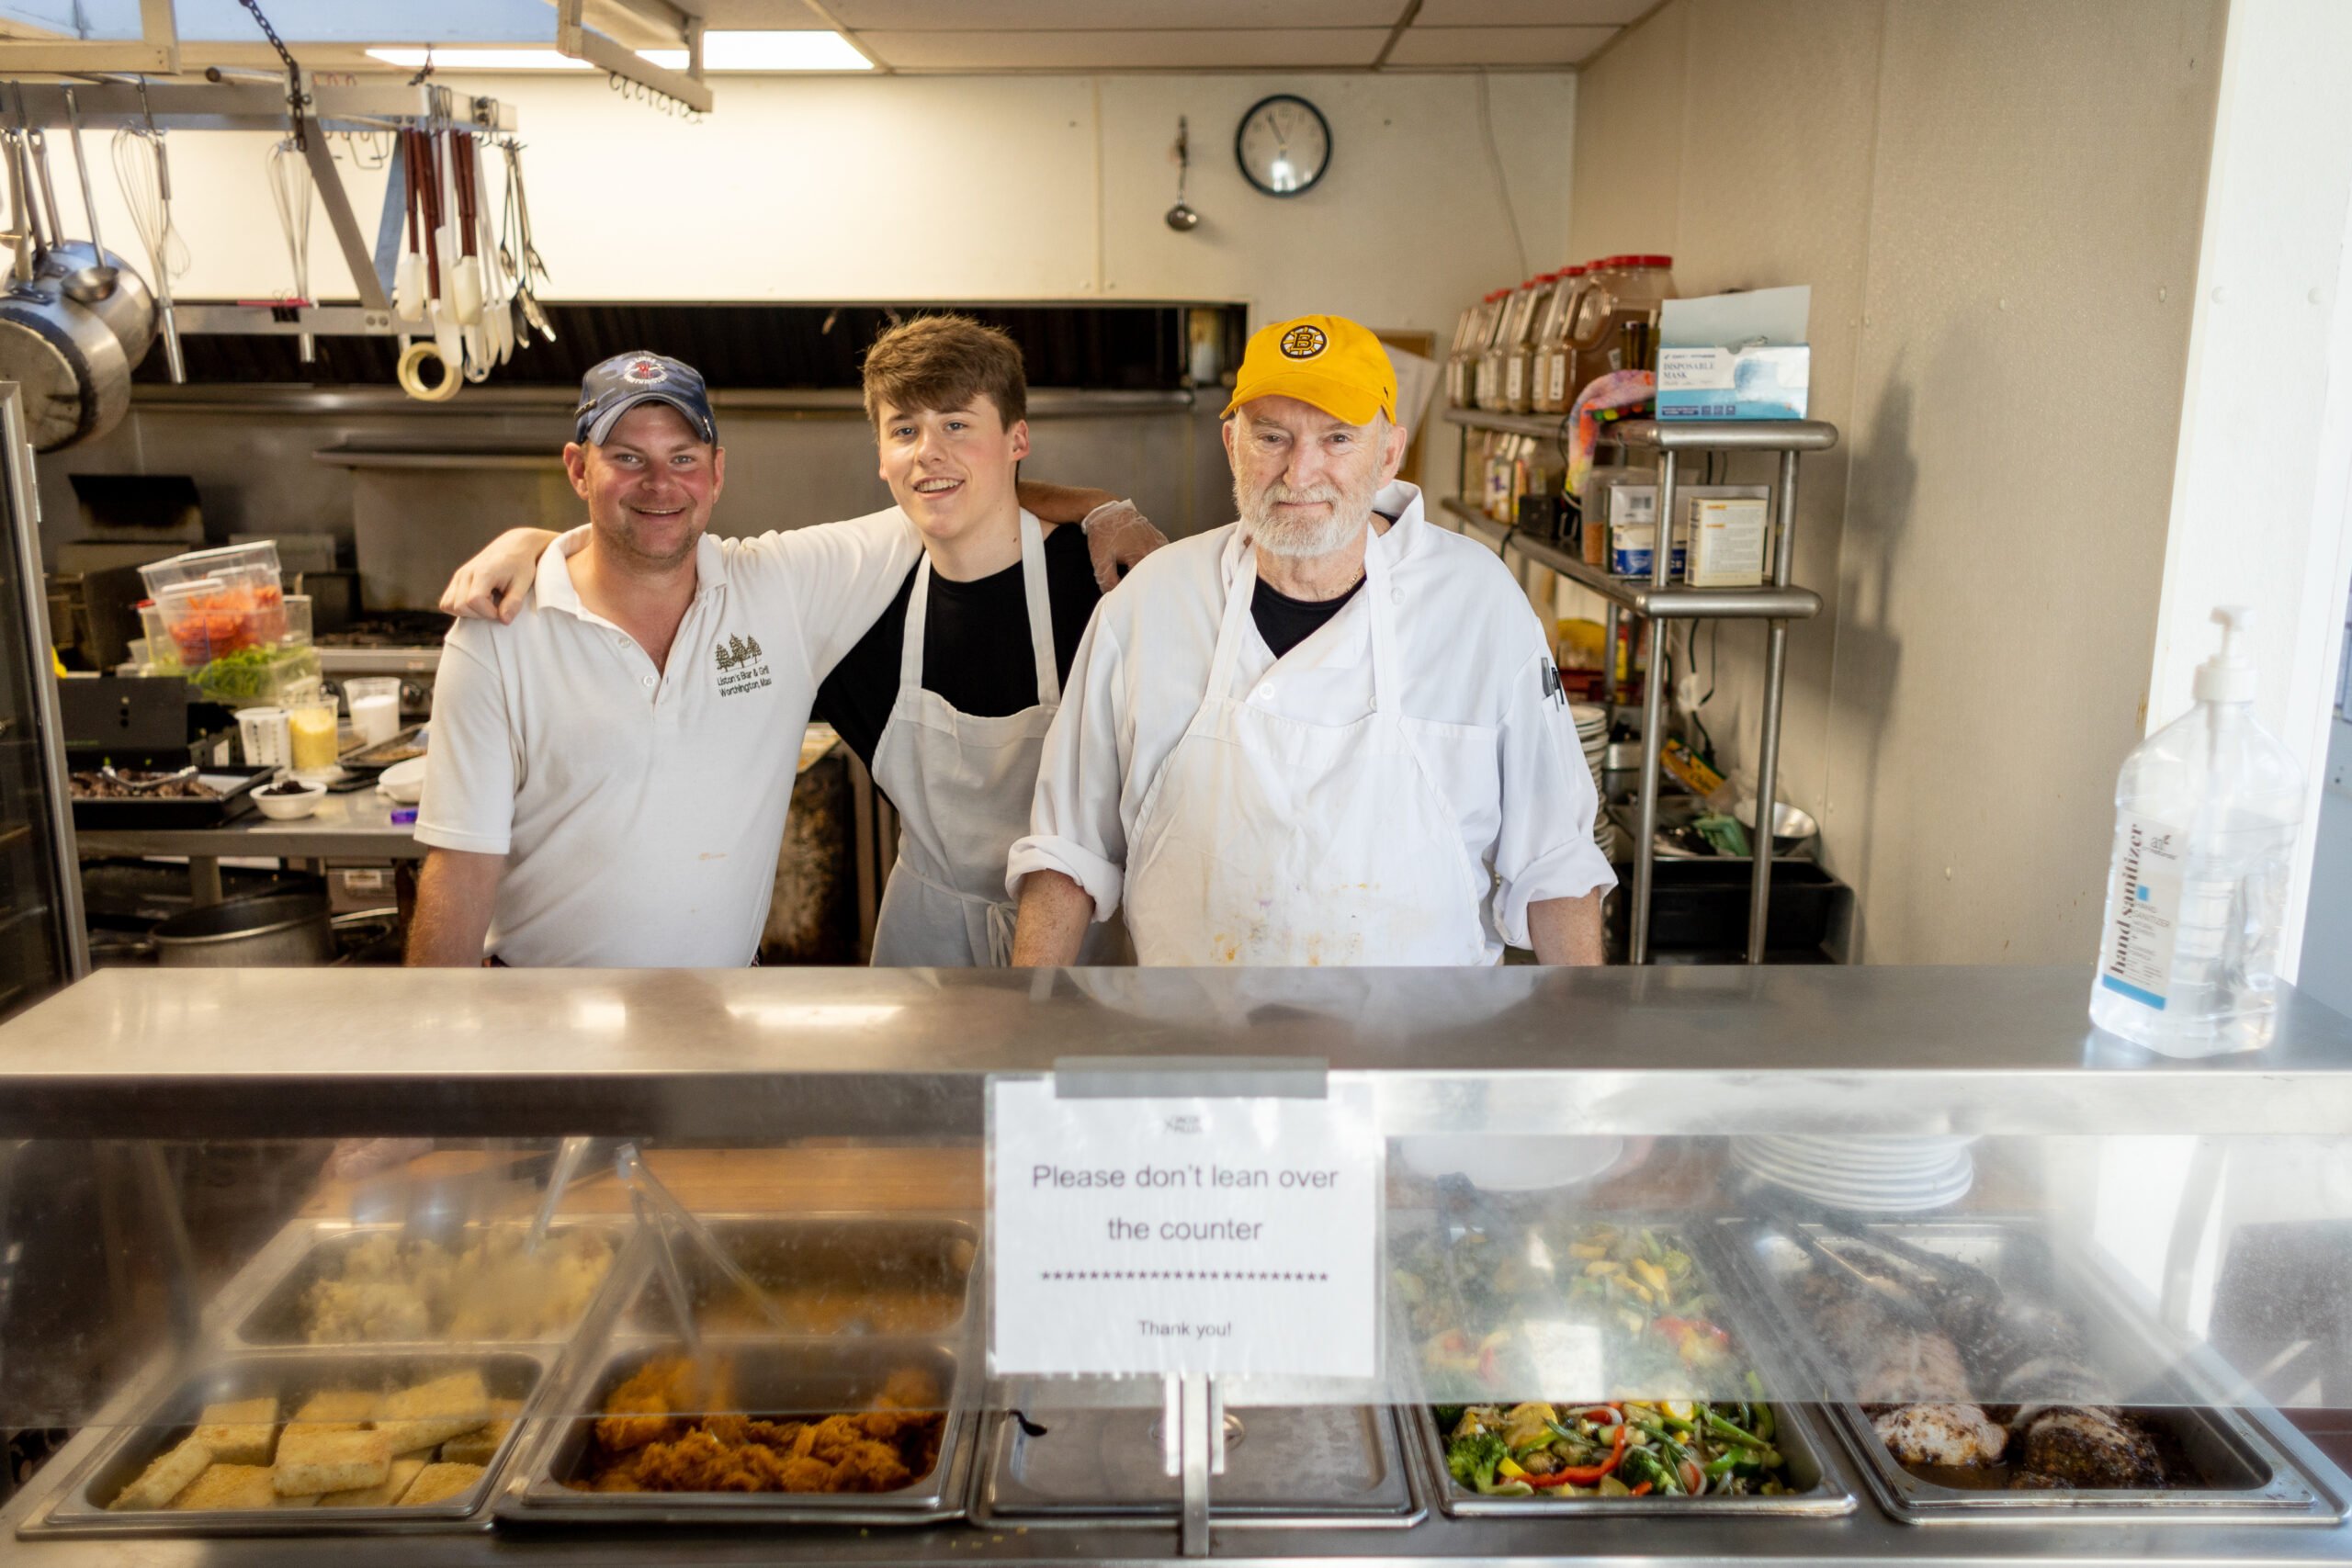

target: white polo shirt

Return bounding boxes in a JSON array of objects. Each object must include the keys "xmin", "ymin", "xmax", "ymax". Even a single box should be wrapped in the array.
[
  {"xmin": 1008, "ymin": 481, "xmax": 1617, "ymax": 962},
  {"xmin": 415, "ymin": 510, "xmax": 918, "ymax": 966}
]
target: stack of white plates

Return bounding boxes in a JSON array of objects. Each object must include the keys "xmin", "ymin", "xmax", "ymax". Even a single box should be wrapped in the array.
[
  {"xmin": 1729, "ymin": 1134, "xmax": 1976, "ymax": 1213},
  {"xmin": 1572, "ymin": 704, "xmax": 1611, "ymax": 857}
]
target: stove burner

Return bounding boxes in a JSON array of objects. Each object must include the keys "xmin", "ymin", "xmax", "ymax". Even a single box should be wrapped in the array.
[{"xmin": 313, "ymin": 613, "xmax": 453, "ymax": 649}]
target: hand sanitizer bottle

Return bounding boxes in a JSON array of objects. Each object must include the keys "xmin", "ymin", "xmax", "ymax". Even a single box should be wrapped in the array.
[{"xmin": 2090, "ymin": 606, "xmax": 2307, "ymax": 1055}]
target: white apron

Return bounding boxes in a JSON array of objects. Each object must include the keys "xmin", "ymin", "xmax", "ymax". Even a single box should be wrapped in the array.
[
  {"xmin": 870, "ymin": 512, "xmax": 1065, "ymax": 966},
  {"xmin": 1122, "ymin": 528, "xmax": 1493, "ymax": 966}
]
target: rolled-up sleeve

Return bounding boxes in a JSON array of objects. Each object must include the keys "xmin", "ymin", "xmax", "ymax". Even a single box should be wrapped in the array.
[
  {"xmin": 1006, "ymin": 612, "xmax": 1129, "ymax": 922},
  {"xmin": 1489, "ymin": 650, "xmax": 1617, "ymax": 945},
  {"xmin": 413, "ymin": 625, "xmax": 516, "ymax": 856}
]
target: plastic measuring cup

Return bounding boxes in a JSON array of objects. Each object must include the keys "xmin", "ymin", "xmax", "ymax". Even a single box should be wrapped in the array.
[{"xmin": 235, "ymin": 707, "xmax": 290, "ymax": 768}]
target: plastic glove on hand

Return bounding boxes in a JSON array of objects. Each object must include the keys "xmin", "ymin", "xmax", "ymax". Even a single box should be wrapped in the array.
[{"xmin": 1079, "ymin": 499, "xmax": 1168, "ymax": 592}]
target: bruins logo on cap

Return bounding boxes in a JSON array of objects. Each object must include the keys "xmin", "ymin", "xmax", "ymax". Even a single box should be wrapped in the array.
[
  {"xmin": 1279, "ymin": 324, "xmax": 1328, "ymax": 360},
  {"xmin": 624, "ymin": 358, "xmax": 669, "ymax": 384}
]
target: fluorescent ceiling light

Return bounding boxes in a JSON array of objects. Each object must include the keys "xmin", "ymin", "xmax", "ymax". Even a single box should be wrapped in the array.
[
  {"xmin": 367, "ymin": 47, "xmax": 592, "ymax": 70},
  {"xmin": 641, "ymin": 30, "xmax": 869, "ymax": 72}
]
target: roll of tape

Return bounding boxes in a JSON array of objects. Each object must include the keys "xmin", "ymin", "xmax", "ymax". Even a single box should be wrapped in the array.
[{"xmin": 396, "ymin": 339, "xmax": 461, "ymax": 402}]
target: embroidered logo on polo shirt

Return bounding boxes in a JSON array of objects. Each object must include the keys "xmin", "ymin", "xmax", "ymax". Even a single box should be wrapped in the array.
[
  {"xmin": 1279, "ymin": 324, "xmax": 1328, "ymax": 360},
  {"xmin": 714, "ymin": 632, "xmax": 772, "ymax": 696}
]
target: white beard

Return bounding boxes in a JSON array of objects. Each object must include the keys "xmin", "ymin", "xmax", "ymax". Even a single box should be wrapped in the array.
[{"xmin": 1235, "ymin": 475, "xmax": 1374, "ymax": 560}]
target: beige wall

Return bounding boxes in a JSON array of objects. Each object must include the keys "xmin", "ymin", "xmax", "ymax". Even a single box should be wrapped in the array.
[
  {"xmin": 67, "ymin": 70, "xmax": 1573, "ymax": 509},
  {"xmin": 1569, "ymin": 0, "xmax": 2225, "ymax": 964}
]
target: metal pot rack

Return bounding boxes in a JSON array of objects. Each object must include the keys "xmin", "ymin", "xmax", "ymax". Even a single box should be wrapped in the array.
[
  {"xmin": 1443, "ymin": 408, "xmax": 1838, "ymax": 964},
  {"xmin": 1, "ymin": 76, "xmax": 516, "ymax": 338}
]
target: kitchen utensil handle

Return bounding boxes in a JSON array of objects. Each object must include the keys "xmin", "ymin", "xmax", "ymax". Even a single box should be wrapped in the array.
[
  {"xmin": 62, "ymin": 86, "xmax": 104, "ymax": 258},
  {"xmin": 525, "ymin": 1134, "xmax": 592, "ymax": 1255}
]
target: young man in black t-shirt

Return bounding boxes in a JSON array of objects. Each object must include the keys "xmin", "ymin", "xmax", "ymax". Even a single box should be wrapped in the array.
[
  {"xmin": 820, "ymin": 315, "xmax": 1130, "ymax": 964},
  {"xmin": 434, "ymin": 320, "xmax": 1156, "ymax": 964}
]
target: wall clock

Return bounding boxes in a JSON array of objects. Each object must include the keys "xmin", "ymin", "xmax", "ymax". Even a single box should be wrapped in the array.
[{"xmin": 1235, "ymin": 94, "xmax": 1331, "ymax": 198}]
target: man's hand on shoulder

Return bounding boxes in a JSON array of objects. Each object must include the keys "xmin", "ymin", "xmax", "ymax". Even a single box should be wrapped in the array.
[
  {"xmin": 440, "ymin": 527, "xmax": 563, "ymax": 623},
  {"xmin": 1012, "ymin": 481, "xmax": 1169, "ymax": 592}
]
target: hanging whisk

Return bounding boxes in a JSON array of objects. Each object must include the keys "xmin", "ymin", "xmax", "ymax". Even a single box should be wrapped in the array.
[
  {"xmin": 266, "ymin": 137, "xmax": 314, "ymax": 364},
  {"xmin": 111, "ymin": 98, "xmax": 189, "ymax": 382}
]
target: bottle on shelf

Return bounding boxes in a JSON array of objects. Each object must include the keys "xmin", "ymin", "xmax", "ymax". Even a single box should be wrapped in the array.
[
  {"xmin": 1530, "ymin": 265, "xmax": 1589, "ymax": 416},
  {"xmin": 2089, "ymin": 606, "xmax": 2306, "ymax": 1057},
  {"xmin": 1503, "ymin": 270, "xmax": 1562, "ymax": 414}
]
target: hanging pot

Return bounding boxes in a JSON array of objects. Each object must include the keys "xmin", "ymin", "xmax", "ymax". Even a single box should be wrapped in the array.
[
  {"xmin": 0, "ymin": 273, "xmax": 129, "ymax": 451},
  {"xmin": 36, "ymin": 242, "xmax": 156, "ymax": 367},
  {"xmin": 0, "ymin": 128, "xmax": 129, "ymax": 450}
]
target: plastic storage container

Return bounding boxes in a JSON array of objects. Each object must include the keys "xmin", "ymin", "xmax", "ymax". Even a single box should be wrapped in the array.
[
  {"xmin": 1442, "ymin": 301, "xmax": 1484, "ymax": 409},
  {"xmin": 1568, "ymin": 254, "xmax": 1679, "ymax": 400},
  {"xmin": 2090, "ymin": 607, "xmax": 2306, "ymax": 1057},
  {"xmin": 137, "ymin": 540, "xmax": 283, "ymax": 603},
  {"xmin": 1467, "ymin": 283, "xmax": 1523, "ymax": 411},
  {"xmin": 342, "ymin": 677, "xmax": 403, "ymax": 745},
  {"xmin": 1531, "ymin": 265, "xmax": 1589, "ymax": 414},
  {"xmin": 1503, "ymin": 270, "xmax": 1562, "ymax": 413}
]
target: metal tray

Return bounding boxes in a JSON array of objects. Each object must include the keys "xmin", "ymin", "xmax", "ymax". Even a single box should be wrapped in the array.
[
  {"xmin": 1725, "ymin": 1217, "xmax": 2340, "ymax": 1525},
  {"xmin": 69, "ymin": 767, "xmax": 268, "ymax": 829},
  {"xmin": 975, "ymin": 1400, "xmax": 1419, "ymax": 1527},
  {"xmin": 230, "ymin": 1220, "xmax": 624, "ymax": 1348},
  {"xmin": 1387, "ymin": 1210, "xmax": 1853, "ymax": 1517},
  {"xmin": 28, "ymin": 1348, "xmax": 551, "ymax": 1537},
  {"xmin": 615, "ymin": 1213, "xmax": 977, "ymax": 1339},
  {"xmin": 1406, "ymin": 1400, "xmax": 1855, "ymax": 1518},
  {"xmin": 339, "ymin": 726, "xmax": 427, "ymax": 773},
  {"xmin": 503, "ymin": 1337, "xmax": 970, "ymax": 1526}
]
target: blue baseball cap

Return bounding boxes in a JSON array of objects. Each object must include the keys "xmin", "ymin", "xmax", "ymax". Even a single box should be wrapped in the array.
[{"xmin": 573, "ymin": 351, "xmax": 718, "ymax": 446}]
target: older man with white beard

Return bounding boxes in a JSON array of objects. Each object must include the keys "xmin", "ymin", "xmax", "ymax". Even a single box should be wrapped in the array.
[{"xmin": 1008, "ymin": 314, "xmax": 1615, "ymax": 966}]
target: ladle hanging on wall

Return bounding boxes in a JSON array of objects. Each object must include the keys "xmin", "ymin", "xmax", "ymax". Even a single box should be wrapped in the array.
[{"xmin": 1165, "ymin": 116, "xmax": 1199, "ymax": 232}]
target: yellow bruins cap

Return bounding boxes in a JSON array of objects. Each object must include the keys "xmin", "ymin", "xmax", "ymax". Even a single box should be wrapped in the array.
[{"xmin": 1221, "ymin": 315, "xmax": 1397, "ymax": 426}]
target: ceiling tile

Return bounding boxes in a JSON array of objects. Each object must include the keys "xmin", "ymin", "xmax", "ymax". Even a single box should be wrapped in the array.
[
  {"xmin": 813, "ymin": 0, "xmax": 1403, "ymax": 28},
  {"xmin": 1384, "ymin": 24, "xmax": 1616, "ymax": 66},
  {"xmin": 859, "ymin": 28, "xmax": 1390, "ymax": 70},
  {"xmin": 1413, "ymin": 0, "xmax": 1645, "ymax": 24}
]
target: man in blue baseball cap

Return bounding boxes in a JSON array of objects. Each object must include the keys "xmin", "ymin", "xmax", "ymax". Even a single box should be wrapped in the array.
[{"xmin": 408, "ymin": 349, "xmax": 1156, "ymax": 967}]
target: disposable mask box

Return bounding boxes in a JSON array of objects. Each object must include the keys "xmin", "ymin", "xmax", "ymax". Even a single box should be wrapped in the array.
[{"xmin": 1655, "ymin": 286, "xmax": 1812, "ymax": 422}]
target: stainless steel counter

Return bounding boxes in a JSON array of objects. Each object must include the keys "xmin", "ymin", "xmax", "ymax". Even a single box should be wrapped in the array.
[
  {"xmin": 0, "ymin": 964, "xmax": 2348, "ymax": 1565},
  {"xmin": 74, "ymin": 788, "xmax": 426, "ymax": 863},
  {"xmin": 0, "ymin": 964, "xmax": 2346, "ymax": 1140}
]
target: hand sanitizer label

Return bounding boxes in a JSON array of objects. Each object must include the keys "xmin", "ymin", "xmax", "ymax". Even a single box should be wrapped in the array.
[{"xmin": 2098, "ymin": 816, "xmax": 2185, "ymax": 1010}]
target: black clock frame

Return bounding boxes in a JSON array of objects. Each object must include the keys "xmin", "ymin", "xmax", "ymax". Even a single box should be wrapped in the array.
[{"xmin": 1234, "ymin": 93, "xmax": 1332, "ymax": 198}]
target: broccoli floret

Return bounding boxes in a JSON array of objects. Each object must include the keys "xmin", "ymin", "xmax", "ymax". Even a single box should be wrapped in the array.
[
  {"xmin": 1433, "ymin": 1405, "xmax": 1467, "ymax": 1434},
  {"xmin": 1445, "ymin": 1429, "xmax": 1510, "ymax": 1492}
]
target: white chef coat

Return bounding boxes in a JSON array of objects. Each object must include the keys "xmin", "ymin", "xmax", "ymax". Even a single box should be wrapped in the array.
[
  {"xmin": 416, "ymin": 509, "xmax": 919, "ymax": 966},
  {"xmin": 1007, "ymin": 481, "xmax": 1616, "ymax": 963}
]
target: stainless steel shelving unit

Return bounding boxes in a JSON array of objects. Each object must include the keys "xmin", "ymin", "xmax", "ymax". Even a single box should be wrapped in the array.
[{"xmin": 1443, "ymin": 408, "xmax": 1838, "ymax": 964}]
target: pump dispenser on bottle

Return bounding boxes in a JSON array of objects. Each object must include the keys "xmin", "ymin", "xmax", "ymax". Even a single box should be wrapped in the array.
[{"xmin": 2089, "ymin": 606, "xmax": 2306, "ymax": 1056}]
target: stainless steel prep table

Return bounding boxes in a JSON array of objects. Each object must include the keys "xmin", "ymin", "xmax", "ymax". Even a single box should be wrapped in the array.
[{"xmin": 0, "ymin": 964, "xmax": 2346, "ymax": 1567}]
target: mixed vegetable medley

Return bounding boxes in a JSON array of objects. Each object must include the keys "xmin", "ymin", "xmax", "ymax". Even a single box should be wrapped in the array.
[
  {"xmin": 1440, "ymin": 1387, "xmax": 1792, "ymax": 1498},
  {"xmin": 1399, "ymin": 1220, "xmax": 1801, "ymax": 1500}
]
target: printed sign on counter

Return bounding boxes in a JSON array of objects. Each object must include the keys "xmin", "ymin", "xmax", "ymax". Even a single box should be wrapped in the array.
[{"xmin": 989, "ymin": 1077, "xmax": 1380, "ymax": 1380}]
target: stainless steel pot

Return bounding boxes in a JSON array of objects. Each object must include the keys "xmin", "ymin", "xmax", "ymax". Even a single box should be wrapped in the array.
[
  {"xmin": 0, "ymin": 124, "xmax": 130, "ymax": 450},
  {"xmin": 36, "ymin": 242, "xmax": 155, "ymax": 367},
  {"xmin": 150, "ymin": 888, "xmax": 334, "ymax": 968}
]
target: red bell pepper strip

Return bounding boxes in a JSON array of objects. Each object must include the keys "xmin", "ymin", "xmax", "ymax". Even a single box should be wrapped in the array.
[{"xmin": 1526, "ymin": 1418, "xmax": 1629, "ymax": 1487}]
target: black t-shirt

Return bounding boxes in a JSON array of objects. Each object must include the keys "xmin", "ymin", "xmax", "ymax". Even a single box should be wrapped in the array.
[
  {"xmin": 1251, "ymin": 577, "xmax": 1365, "ymax": 659},
  {"xmin": 813, "ymin": 522, "xmax": 1101, "ymax": 771}
]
